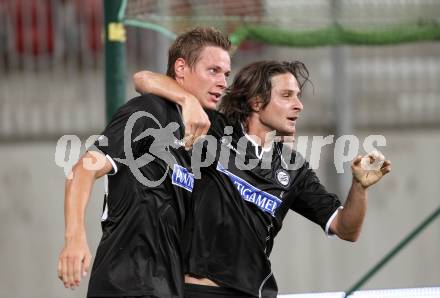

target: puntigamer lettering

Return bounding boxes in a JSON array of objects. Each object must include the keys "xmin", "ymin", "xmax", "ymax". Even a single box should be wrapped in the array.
[
  {"xmin": 217, "ymin": 163, "xmax": 281, "ymax": 216},
  {"xmin": 172, "ymin": 164, "xmax": 194, "ymax": 192}
]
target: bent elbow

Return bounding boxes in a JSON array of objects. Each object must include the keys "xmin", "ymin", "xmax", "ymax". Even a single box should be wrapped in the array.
[
  {"xmin": 340, "ymin": 232, "xmax": 360, "ymax": 242},
  {"xmin": 133, "ymin": 71, "xmax": 151, "ymax": 94},
  {"xmin": 346, "ymin": 236, "xmax": 358, "ymax": 243}
]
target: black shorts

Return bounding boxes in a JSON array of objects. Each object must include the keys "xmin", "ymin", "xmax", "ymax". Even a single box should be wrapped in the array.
[{"xmin": 184, "ymin": 283, "xmax": 255, "ymax": 298}]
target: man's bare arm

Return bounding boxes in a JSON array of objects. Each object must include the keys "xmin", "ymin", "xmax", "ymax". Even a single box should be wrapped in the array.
[
  {"xmin": 57, "ymin": 151, "xmax": 112, "ymax": 289},
  {"xmin": 330, "ymin": 151, "xmax": 391, "ymax": 241},
  {"xmin": 133, "ymin": 71, "xmax": 210, "ymax": 149}
]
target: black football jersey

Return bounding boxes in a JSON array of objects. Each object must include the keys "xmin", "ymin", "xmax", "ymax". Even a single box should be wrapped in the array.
[
  {"xmin": 184, "ymin": 111, "xmax": 342, "ymax": 298},
  {"xmin": 88, "ymin": 94, "xmax": 194, "ymax": 298}
]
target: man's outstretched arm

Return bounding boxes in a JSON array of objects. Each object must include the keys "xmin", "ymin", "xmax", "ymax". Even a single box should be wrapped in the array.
[
  {"xmin": 330, "ymin": 151, "xmax": 392, "ymax": 241},
  {"xmin": 57, "ymin": 151, "xmax": 112, "ymax": 289},
  {"xmin": 133, "ymin": 71, "xmax": 210, "ymax": 148}
]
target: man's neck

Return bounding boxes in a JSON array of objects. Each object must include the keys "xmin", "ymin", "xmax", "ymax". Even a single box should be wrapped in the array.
[{"xmin": 243, "ymin": 115, "xmax": 275, "ymax": 150}]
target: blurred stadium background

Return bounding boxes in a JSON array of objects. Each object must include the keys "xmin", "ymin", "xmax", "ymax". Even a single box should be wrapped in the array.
[{"xmin": 0, "ymin": 0, "xmax": 439, "ymax": 297}]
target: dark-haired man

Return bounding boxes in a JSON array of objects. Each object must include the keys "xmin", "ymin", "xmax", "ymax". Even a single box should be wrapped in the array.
[
  {"xmin": 133, "ymin": 60, "xmax": 391, "ymax": 297},
  {"xmin": 57, "ymin": 27, "xmax": 231, "ymax": 298}
]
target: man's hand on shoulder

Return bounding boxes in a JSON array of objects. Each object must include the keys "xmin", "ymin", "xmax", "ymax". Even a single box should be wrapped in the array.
[
  {"xmin": 132, "ymin": 70, "xmax": 211, "ymax": 149},
  {"xmin": 181, "ymin": 95, "xmax": 210, "ymax": 150}
]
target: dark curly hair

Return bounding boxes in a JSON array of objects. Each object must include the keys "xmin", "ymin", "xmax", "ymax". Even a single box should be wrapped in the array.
[{"xmin": 218, "ymin": 60, "xmax": 310, "ymax": 125}]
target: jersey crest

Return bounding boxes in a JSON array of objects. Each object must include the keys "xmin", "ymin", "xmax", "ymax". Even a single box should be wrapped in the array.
[{"xmin": 276, "ymin": 169, "xmax": 290, "ymax": 186}]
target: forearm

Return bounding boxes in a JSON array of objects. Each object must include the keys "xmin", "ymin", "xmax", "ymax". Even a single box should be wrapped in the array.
[
  {"xmin": 333, "ymin": 180, "xmax": 367, "ymax": 241},
  {"xmin": 64, "ymin": 165, "xmax": 95, "ymax": 240},
  {"xmin": 133, "ymin": 71, "xmax": 195, "ymax": 106},
  {"xmin": 64, "ymin": 153, "xmax": 110, "ymax": 240},
  {"xmin": 330, "ymin": 152, "xmax": 391, "ymax": 241},
  {"xmin": 133, "ymin": 70, "xmax": 210, "ymax": 148}
]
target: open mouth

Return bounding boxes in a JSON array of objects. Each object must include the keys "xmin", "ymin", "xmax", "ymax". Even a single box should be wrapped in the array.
[
  {"xmin": 287, "ymin": 116, "xmax": 298, "ymax": 122},
  {"xmin": 208, "ymin": 92, "xmax": 222, "ymax": 100}
]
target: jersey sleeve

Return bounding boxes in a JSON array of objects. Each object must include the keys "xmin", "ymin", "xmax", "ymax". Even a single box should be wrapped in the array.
[
  {"xmin": 90, "ymin": 95, "xmax": 166, "ymax": 174},
  {"xmin": 290, "ymin": 164, "xmax": 342, "ymax": 231}
]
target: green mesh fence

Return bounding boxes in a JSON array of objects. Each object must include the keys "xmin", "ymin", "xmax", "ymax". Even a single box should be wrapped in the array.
[
  {"xmin": 120, "ymin": 0, "xmax": 440, "ymax": 47},
  {"xmin": 230, "ymin": 23, "xmax": 440, "ymax": 47}
]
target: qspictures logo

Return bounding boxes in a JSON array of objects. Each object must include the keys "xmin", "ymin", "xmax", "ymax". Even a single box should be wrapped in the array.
[{"xmin": 54, "ymin": 113, "xmax": 386, "ymax": 187}]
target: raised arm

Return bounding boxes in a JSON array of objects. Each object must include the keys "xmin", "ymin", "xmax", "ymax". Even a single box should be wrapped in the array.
[
  {"xmin": 57, "ymin": 151, "xmax": 112, "ymax": 289},
  {"xmin": 330, "ymin": 151, "xmax": 391, "ymax": 241},
  {"xmin": 133, "ymin": 71, "xmax": 210, "ymax": 148}
]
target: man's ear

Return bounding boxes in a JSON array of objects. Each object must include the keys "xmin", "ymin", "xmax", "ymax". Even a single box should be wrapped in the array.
[
  {"xmin": 250, "ymin": 96, "xmax": 263, "ymax": 112},
  {"xmin": 174, "ymin": 58, "xmax": 186, "ymax": 79}
]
